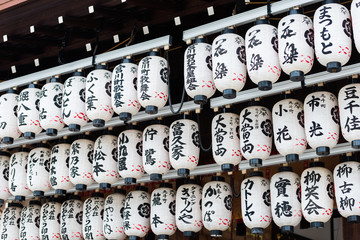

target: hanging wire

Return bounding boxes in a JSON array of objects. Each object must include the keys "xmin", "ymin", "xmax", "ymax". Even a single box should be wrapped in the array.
[
  {"xmin": 104, "ymin": 24, "xmax": 137, "ymax": 53},
  {"xmin": 230, "ymin": 172, "xmax": 244, "ymax": 198},
  {"xmin": 196, "ymin": 110, "xmax": 212, "ymax": 152},
  {"xmin": 266, "ymin": 0, "xmax": 272, "ymax": 17},
  {"xmin": 92, "ymin": 29, "xmax": 100, "ymax": 66}
]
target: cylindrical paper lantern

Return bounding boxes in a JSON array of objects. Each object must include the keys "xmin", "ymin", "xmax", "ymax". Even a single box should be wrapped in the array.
[
  {"xmin": 123, "ymin": 186, "xmax": 150, "ymax": 240},
  {"xmin": 39, "ymin": 76, "xmax": 65, "ymax": 136},
  {"xmin": 150, "ymin": 183, "xmax": 176, "ymax": 239},
  {"xmin": 241, "ymin": 171, "xmax": 272, "ymax": 235},
  {"xmin": 27, "ymin": 144, "xmax": 51, "ymax": 197},
  {"xmin": 62, "ymin": 71, "xmax": 89, "ymax": 132},
  {"xmin": 202, "ymin": 176, "xmax": 232, "ymax": 237},
  {"xmin": 304, "ymin": 88, "xmax": 339, "ymax": 155},
  {"xmin": 301, "ymin": 161, "xmax": 334, "ymax": 228},
  {"xmin": 270, "ymin": 166, "xmax": 302, "ymax": 233},
  {"xmin": 272, "ymin": 94, "xmax": 307, "ymax": 163},
  {"xmin": 83, "ymin": 192, "xmax": 105, "ymax": 240},
  {"xmin": 176, "ymin": 181, "xmax": 203, "ymax": 237},
  {"xmin": 314, "ymin": 0, "xmax": 352, "ymax": 72},
  {"xmin": 112, "ymin": 58, "xmax": 140, "ymax": 121},
  {"xmin": 352, "ymin": 0, "xmax": 360, "ymax": 54},
  {"xmin": 0, "ymin": 89, "xmax": 21, "ymax": 144},
  {"xmin": 0, "ymin": 152, "xmax": 10, "ymax": 205},
  {"xmin": 137, "ymin": 50, "xmax": 168, "ymax": 115},
  {"xmin": 118, "ymin": 126, "xmax": 144, "ymax": 185},
  {"xmin": 85, "ymin": 64, "xmax": 114, "ymax": 127},
  {"xmin": 278, "ymin": 8, "xmax": 314, "ymax": 81},
  {"xmin": 184, "ymin": 37, "xmax": 215, "ymax": 105},
  {"xmin": 0, "ymin": 202, "xmax": 22, "ymax": 240},
  {"xmin": 20, "ymin": 200, "xmax": 41, "ymax": 240},
  {"xmin": 169, "ymin": 114, "xmax": 200, "ymax": 177},
  {"xmin": 239, "ymin": 101, "xmax": 273, "ymax": 167},
  {"xmin": 60, "ymin": 194, "xmax": 84, "ymax": 240},
  {"xmin": 143, "ymin": 122, "xmax": 170, "ymax": 181},
  {"xmin": 212, "ymin": 28, "xmax": 246, "ymax": 98},
  {"xmin": 103, "ymin": 189, "xmax": 126, "ymax": 240},
  {"xmin": 17, "ymin": 83, "xmax": 42, "ymax": 139},
  {"xmin": 40, "ymin": 199, "xmax": 62, "ymax": 240},
  {"xmin": 245, "ymin": 19, "xmax": 281, "ymax": 90}
]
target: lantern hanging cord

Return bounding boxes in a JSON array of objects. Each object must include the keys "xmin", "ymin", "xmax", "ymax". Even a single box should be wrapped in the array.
[
  {"xmin": 267, "ymin": 0, "xmax": 272, "ymax": 17},
  {"xmin": 196, "ymin": 111, "xmax": 212, "ymax": 152},
  {"xmin": 230, "ymin": 173, "xmax": 243, "ymax": 198},
  {"xmin": 92, "ymin": 29, "xmax": 101, "ymax": 66}
]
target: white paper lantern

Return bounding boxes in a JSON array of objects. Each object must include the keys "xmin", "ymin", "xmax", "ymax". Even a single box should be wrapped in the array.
[
  {"xmin": 60, "ymin": 195, "xmax": 84, "ymax": 240},
  {"xmin": 0, "ymin": 89, "xmax": 21, "ymax": 144},
  {"xmin": 150, "ymin": 183, "xmax": 176, "ymax": 239},
  {"xmin": 20, "ymin": 200, "xmax": 41, "ymax": 240},
  {"xmin": 123, "ymin": 187, "xmax": 150, "ymax": 240},
  {"xmin": 304, "ymin": 89, "xmax": 339, "ymax": 155},
  {"xmin": 202, "ymin": 176, "xmax": 232, "ymax": 237},
  {"xmin": 239, "ymin": 102, "xmax": 273, "ymax": 167},
  {"xmin": 0, "ymin": 152, "xmax": 10, "ymax": 205},
  {"xmin": 314, "ymin": 0, "xmax": 352, "ymax": 72},
  {"xmin": 27, "ymin": 145, "xmax": 51, "ymax": 197},
  {"xmin": 62, "ymin": 71, "xmax": 89, "ymax": 132},
  {"xmin": 184, "ymin": 38, "xmax": 215, "ymax": 105},
  {"xmin": 112, "ymin": 58, "xmax": 140, "ymax": 121},
  {"xmin": 0, "ymin": 202, "xmax": 22, "ymax": 240},
  {"xmin": 176, "ymin": 181, "xmax": 203, "ymax": 237},
  {"xmin": 143, "ymin": 123, "xmax": 170, "ymax": 181},
  {"xmin": 212, "ymin": 110, "xmax": 241, "ymax": 172},
  {"xmin": 137, "ymin": 51, "xmax": 169, "ymax": 115},
  {"xmin": 270, "ymin": 167, "xmax": 302, "ymax": 233},
  {"xmin": 40, "ymin": 200, "xmax": 62, "ymax": 240},
  {"xmin": 245, "ymin": 19, "xmax": 281, "ymax": 91},
  {"xmin": 103, "ymin": 189, "xmax": 126, "ymax": 240},
  {"xmin": 241, "ymin": 171, "xmax": 272, "ymax": 235},
  {"xmin": 39, "ymin": 77, "xmax": 65, "ymax": 136},
  {"xmin": 83, "ymin": 192, "xmax": 105, "ymax": 240},
  {"xmin": 17, "ymin": 84, "xmax": 42, "ymax": 139},
  {"xmin": 169, "ymin": 116, "xmax": 200, "ymax": 177},
  {"xmin": 85, "ymin": 65, "xmax": 114, "ymax": 128},
  {"xmin": 272, "ymin": 96, "xmax": 307, "ymax": 163},
  {"xmin": 278, "ymin": 9, "xmax": 314, "ymax": 81},
  {"xmin": 9, "ymin": 148, "xmax": 32, "ymax": 201},
  {"xmin": 212, "ymin": 29, "xmax": 246, "ymax": 98},
  {"xmin": 69, "ymin": 137, "xmax": 95, "ymax": 191},
  {"xmin": 352, "ymin": 0, "xmax": 360, "ymax": 54},
  {"xmin": 118, "ymin": 128, "xmax": 144, "ymax": 185},
  {"xmin": 50, "ymin": 142, "xmax": 73, "ymax": 195}
]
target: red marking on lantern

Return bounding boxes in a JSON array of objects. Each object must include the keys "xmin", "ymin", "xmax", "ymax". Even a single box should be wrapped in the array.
[
  {"xmin": 231, "ymin": 149, "xmax": 241, "ymax": 157},
  {"xmin": 201, "ymin": 80, "xmax": 215, "ymax": 90}
]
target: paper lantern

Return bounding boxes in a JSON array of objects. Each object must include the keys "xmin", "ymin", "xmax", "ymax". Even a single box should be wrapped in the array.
[
  {"xmin": 278, "ymin": 8, "xmax": 314, "ymax": 81},
  {"xmin": 0, "ymin": 89, "xmax": 21, "ymax": 144},
  {"xmin": 69, "ymin": 136, "xmax": 95, "ymax": 191},
  {"xmin": 9, "ymin": 148, "xmax": 32, "ymax": 201},
  {"xmin": 40, "ymin": 199, "xmax": 62, "ymax": 240},
  {"xmin": 20, "ymin": 200, "xmax": 41, "ymax": 240},
  {"xmin": 202, "ymin": 176, "xmax": 232, "ymax": 237},
  {"xmin": 60, "ymin": 194, "xmax": 84, "ymax": 240},
  {"xmin": 211, "ymin": 109, "xmax": 241, "ymax": 171},
  {"xmin": 352, "ymin": 0, "xmax": 360, "ymax": 54},
  {"xmin": 241, "ymin": 171, "xmax": 272, "ymax": 235},
  {"xmin": 150, "ymin": 183, "xmax": 176, "ymax": 239},
  {"xmin": 137, "ymin": 50, "xmax": 169, "ymax": 114},
  {"xmin": 272, "ymin": 95, "xmax": 307, "ymax": 163},
  {"xmin": 301, "ymin": 161, "xmax": 334, "ymax": 228},
  {"xmin": 270, "ymin": 166, "xmax": 302, "ymax": 233},
  {"xmin": 39, "ymin": 76, "xmax": 65, "ymax": 136},
  {"xmin": 169, "ymin": 115, "xmax": 200, "ymax": 177},
  {"xmin": 50, "ymin": 141, "xmax": 73, "ymax": 195},
  {"xmin": 245, "ymin": 19, "xmax": 281, "ymax": 91},
  {"xmin": 0, "ymin": 152, "xmax": 10, "ymax": 206},
  {"xmin": 123, "ymin": 186, "xmax": 150, "ymax": 240},
  {"xmin": 212, "ymin": 28, "xmax": 246, "ymax": 98},
  {"xmin": 333, "ymin": 154, "xmax": 360, "ymax": 223},
  {"xmin": 103, "ymin": 189, "xmax": 126, "ymax": 240},
  {"xmin": 176, "ymin": 181, "xmax": 203, "ymax": 237},
  {"xmin": 93, "ymin": 133, "xmax": 119, "ymax": 189},
  {"xmin": 17, "ymin": 84, "xmax": 42, "ymax": 139},
  {"xmin": 304, "ymin": 89, "xmax": 339, "ymax": 155},
  {"xmin": 239, "ymin": 101, "xmax": 273, "ymax": 167},
  {"xmin": 83, "ymin": 192, "xmax": 105, "ymax": 240},
  {"xmin": 0, "ymin": 202, "xmax": 22, "ymax": 240},
  {"xmin": 118, "ymin": 127, "xmax": 144, "ymax": 185},
  {"xmin": 27, "ymin": 144, "xmax": 51, "ymax": 197},
  {"xmin": 112, "ymin": 58, "xmax": 140, "ymax": 121},
  {"xmin": 62, "ymin": 71, "xmax": 89, "ymax": 132},
  {"xmin": 143, "ymin": 123, "xmax": 170, "ymax": 181},
  {"xmin": 85, "ymin": 64, "xmax": 114, "ymax": 127},
  {"xmin": 184, "ymin": 37, "xmax": 215, "ymax": 105},
  {"xmin": 314, "ymin": 0, "xmax": 352, "ymax": 72}
]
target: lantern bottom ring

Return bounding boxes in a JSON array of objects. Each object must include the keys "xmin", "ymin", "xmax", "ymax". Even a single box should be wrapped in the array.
[
  {"xmin": 69, "ymin": 124, "xmax": 81, "ymax": 132},
  {"xmin": 99, "ymin": 183, "xmax": 111, "ymax": 189},
  {"xmin": 316, "ymin": 146, "xmax": 330, "ymax": 156},
  {"xmin": 24, "ymin": 131, "xmax": 36, "ymax": 139},
  {"xmin": 347, "ymin": 215, "xmax": 360, "ymax": 223},
  {"xmin": 311, "ymin": 221, "xmax": 324, "ymax": 229},
  {"xmin": 210, "ymin": 230, "xmax": 223, "ymax": 237},
  {"xmin": 221, "ymin": 163, "xmax": 234, "ymax": 172},
  {"xmin": 128, "ymin": 236, "xmax": 141, "ymax": 240},
  {"xmin": 326, "ymin": 61, "xmax": 341, "ymax": 73},
  {"xmin": 249, "ymin": 158, "xmax": 262, "ymax": 167},
  {"xmin": 145, "ymin": 105, "xmax": 158, "ymax": 115},
  {"xmin": 158, "ymin": 234, "xmax": 170, "ymax": 240},
  {"xmin": 33, "ymin": 190, "xmax": 44, "ymax": 197},
  {"xmin": 93, "ymin": 119, "xmax": 105, "ymax": 128},
  {"xmin": 223, "ymin": 89, "xmax": 237, "ymax": 99},
  {"xmin": 281, "ymin": 225, "xmax": 294, "ymax": 233},
  {"xmin": 177, "ymin": 168, "xmax": 190, "ymax": 177},
  {"xmin": 119, "ymin": 112, "xmax": 132, "ymax": 122},
  {"xmin": 150, "ymin": 173, "xmax": 163, "ymax": 181},
  {"xmin": 183, "ymin": 231, "xmax": 196, "ymax": 237},
  {"xmin": 194, "ymin": 95, "xmax": 208, "ymax": 105},
  {"xmin": 258, "ymin": 81, "xmax": 272, "ymax": 91},
  {"xmin": 286, "ymin": 154, "xmax": 299, "ymax": 163},
  {"xmin": 2, "ymin": 136, "xmax": 14, "ymax": 144},
  {"xmin": 290, "ymin": 70, "xmax": 304, "ymax": 82},
  {"xmin": 251, "ymin": 227, "xmax": 264, "ymax": 235},
  {"xmin": 15, "ymin": 195, "xmax": 26, "ymax": 202},
  {"xmin": 351, "ymin": 140, "xmax": 360, "ymax": 149},
  {"xmin": 55, "ymin": 189, "xmax": 67, "ymax": 195},
  {"xmin": 124, "ymin": 177, "xmax": 137, "ymax": 185},
  {"xmin": 75, "ymin": 184, "xmax": 87, "ymax": 191}
]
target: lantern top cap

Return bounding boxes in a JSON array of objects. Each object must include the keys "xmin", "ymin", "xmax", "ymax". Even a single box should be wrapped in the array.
[
  {"xmin": 149, "ymin": 49, "xmax": 160, "ymax": 56},
  {"xmin": 254, "ymin": 18, "xmax": 270, "ymax": 25},
  {"xmin": 194, "ymin": 36, "xmax": 207, "ymax": 44},
  {"xmin": 278, "ymin": 166, "xmax": 293, "ymax": 172},
  {"xmin": 29, "ymin": 200, "xmax": 41, "ymax": 206},
  {"xmin": 248, "ymin": 98, "xmax": 262, "ymax": 106},
  {"xmin": 289, "ymin": 7, "xmax": 303, "ymax": 15},
  {"xmin": 135, "ymin": 186, "xmax": 148, "ymax": 192},
  {"xmin": 8, "ymin": 202, "xmax": 23, "ymax": 208},
  {"xmin": 340, "ymin": 153, "xmax": 358, "ymax": 163},
  {"xmin": 323, "ymin": 0, "xmax": 339, "ymax": 4},
  {"xmin": 159, "ymin": 182, "xmax": 173, "ymax": 188},
  {"xmin": 221, "ymin": 27, "xmax": 236, "ymax": 34},
  {"xmin": 309, "ymin": 161, "xmax": 325, "ymax": 168},
  {"xmin": 91, "ymin": 192, "xmax": 104, "ymax": 198},
  {"xmin": 68, "ymin": 194, "xmax": 81, "ymax": 200},
  {"xmin": 95, "ymin": 64, "xmax": 107, "ymax": 70},
  {"xmin": 50, "ymin": 75, "xmax": 61, "ymax": 83},
  {"xmin": 249, "ymin": 171, "xmax": 263, "ymax": 177},
  {"xmin": 0, "ymin": 151, "xmax": 10, "ymax": 157},
  {"xmin": 211, "ymin": 176, "xmax": 225, "ymax": 182},
  {"xmin": 6, "ymin": 88, "xmax": 17, "ymax": 94},
  {"xmin": 18, "ymin": 147, "xmax": 30, "ymax": 153},
  {"xmin": 73, "ymin": 70, "xmax": 84, "ymax": 76},
  {"xmin": 122, "ymin": 57, "xmax": 134, "ymax": 64},
  {"xmin": 114, "ymin": 188, "xmax": 126, "ymax": 195},
  {"xmin": 184, "ymin": 178, "xmax": 198, "ymax": 185},
  {"xmin": 27, "ymin": 83, "xmax": 40, "ymax": 89}
]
